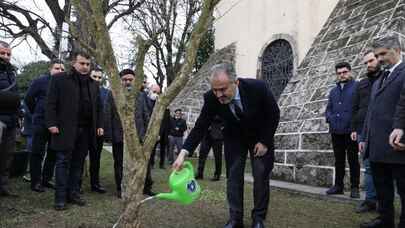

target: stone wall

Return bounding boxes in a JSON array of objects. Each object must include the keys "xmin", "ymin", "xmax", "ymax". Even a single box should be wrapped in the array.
[{"xmin": 274, "ymin": 0, "xmax": 405, "ymax": 187}]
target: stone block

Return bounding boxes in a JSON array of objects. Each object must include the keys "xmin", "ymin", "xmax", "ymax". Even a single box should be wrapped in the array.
[
  {"xmin": 274, "ymin": 134, "xmax": 300, "ymax": 150},
  {"xmin": 298, "ymin": 100, "xmax": 328, "ymax": 120},
  {"xmin": 276, "ymin": 121, "xmax": 303, "ymax": 134},
  {"xmin": 271, "ymin": 164, "xmax": 295, "ymax": 182},
  {"xmin": 363, "ymin": 10, "xmax": 392, "ymax": 28},
  {"xmin": 286, "ymin": 151, "xmax": 335, "ymax": 167},
  {"xmin": 387, "ymin": 18, "xmax": 405, "ymax": 35},
  {"xmin": 274, "ymin": 151, "xmax": 285, "ymax": 164},
  {"xmin": 300, "ymin": 118, "xmax": 329, "ymax": 133},
  {"xmin": 365, "ymin": 1, "xmax": 396, "ymax": 18},
  {"xmin": 348, "ymin": 29, "xmax": 374, "ymax": 45},
  {"xmin": 280, "ymin": 106, "xmax": 301, "ymax": 122},
  {"xmin": 364, "ymin": 0, "xmax": 395, "ymax": 12},
  {"xmin": 310, "ymin": 85, "xmax": 334, "ymax": 102},
  {"xmin": 342, "ymin": 22, "xmax": 364, "ymax": 37},
  {"xmin": 283, "ymin": 90, "xmax": 313, "ymax": 106},
  {"xmin": 322, "ymin": 29, "xmax": 343, "ymax": 42},
  {"xmin": 327, "ymin": 37, "xmax": 350, "ymax": 51},
  {"xmin": 295, "ymin": 166, "xmax": 334, "ymax": 187},
  {"xmin": 301, "ymin": 133, "xmax": 332, "ymax": 150}
]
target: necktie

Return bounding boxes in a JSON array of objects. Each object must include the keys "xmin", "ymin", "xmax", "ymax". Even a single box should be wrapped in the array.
[
  {"xmin": 232, "ymin": 100, "xmax": 244, "ymax": 120},
  {"xmin": 379, "ymin": 70, "xmax": 390, "ymax": 89}
]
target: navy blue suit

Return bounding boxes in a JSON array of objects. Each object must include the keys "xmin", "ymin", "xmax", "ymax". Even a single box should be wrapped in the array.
[
  {"xmin": 183, "ymin": 78, "xmax": 280, "ymax": 223},
  {"xmin": 24, "ymin": 74, "xmax": 56, "ymax": 187}
]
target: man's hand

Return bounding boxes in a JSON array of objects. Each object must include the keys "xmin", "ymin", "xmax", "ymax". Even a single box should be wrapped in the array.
[
  {"xmin": 351, "ymin": 132, "xmax": 357, "ymax": 141},
  {"xmin": 254, "ymin": 142, "xmax": 268, "ymax": 157},
  {"xmin": 389, "ymin": 128, "xmax": 405, "ymax": 151},
  {"xmin": 48, "ymin": 126, "xmax": 59, "ymax": 134},
  {"xmin": 172, "ymin": 149, "xmax": 188, "ymax": 171},
  {"xmin": 359, "ymin": 142, "xmax": 365, "ymax": 153},
  {"xmin": 97, "ymin": 128, "xmax": 104, "ymax": 136}
]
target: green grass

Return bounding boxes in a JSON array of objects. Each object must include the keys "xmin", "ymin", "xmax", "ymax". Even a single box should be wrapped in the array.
[{"xmin": 0, "ymin": 151, "xmax": 397, "ymax": 228}]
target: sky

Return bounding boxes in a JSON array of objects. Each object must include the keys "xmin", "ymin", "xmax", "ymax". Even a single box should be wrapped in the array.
[{"xmin": 1, "ymin": 1, "xmax": 133, "ymax": 69}]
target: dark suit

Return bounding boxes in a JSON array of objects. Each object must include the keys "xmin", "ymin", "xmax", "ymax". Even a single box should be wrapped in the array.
[
  {"xmin": 362, "ymin": 62, "xmax": 405, "ymax": 227},
  {"xmin": 46, "ymin": 69, "xmax": 102, "ymax": 203},
  {"xmin": 183, "ymin": 78, "xmax": 280, "ymax": 223},
  {"xmin": 24, "ymin": 74, "xmax": 56, "ymax": 187}
]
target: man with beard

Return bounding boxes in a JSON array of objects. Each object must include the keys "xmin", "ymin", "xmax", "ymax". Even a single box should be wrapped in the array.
[
  {"xmin": 25, "ymin": 60, "xmax": 65, "ymax": 193},
  {"xmin": 104, "ymin": 69, "xmax": 159, "ymax": 198},
  {"xmin": 325, "ymin": 62, "xmax": 360, "ymax": 198},
  {"xmin": 0, "ymin": 41, "xmax": 20, "ymax": 197},
  {"xmin": 351, "ymin": 51, "xmax": 382, "ymax": 213},
  {"xmin": 46, "ymin": 51, "xmax": 103, "ymax": 210},
  {"xmin": 360, "ymin": 35, "xmax": 405, "ymax": 228}
]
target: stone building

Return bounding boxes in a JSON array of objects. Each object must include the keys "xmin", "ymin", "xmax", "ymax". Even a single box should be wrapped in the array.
[{"xmin": 172, "ymin": 0, "xmax": 405, "ymax": 187}]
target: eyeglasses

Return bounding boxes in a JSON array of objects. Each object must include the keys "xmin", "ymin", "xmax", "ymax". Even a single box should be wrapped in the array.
[{"xmin": 337, "ymin": 70, "xmax": 350, "ymax": 75}]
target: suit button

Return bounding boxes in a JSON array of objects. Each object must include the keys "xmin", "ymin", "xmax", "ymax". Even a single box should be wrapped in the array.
[
  {"xmin": 337, "ymin": 114, "xmax": 340, "ymax": 117},
  {"xmin": 339, "ymin": 102, "xmax": 342, "ymax": 104}
]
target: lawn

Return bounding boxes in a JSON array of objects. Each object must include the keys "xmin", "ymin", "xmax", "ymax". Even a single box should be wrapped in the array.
[{"xmin": 0, "ymin": 151, "xmax": 391, "ymax": 228}]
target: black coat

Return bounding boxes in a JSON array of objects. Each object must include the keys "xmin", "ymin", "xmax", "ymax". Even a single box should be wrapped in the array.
[
  {"xmin": 104, "ymin": 90, "xmax": 155, "ymax": 143},
  {"xmin": 45, "ymin": 69, "xmax": 103, "ymax": 151},
  {"xmin": 363, "ymin": 62, "xmax": 405, "ymax": 164},
  {"xmin": 182, "ymin": 78, "xmax": 280, "ymax": 158},
  {"xmin": 169, "ymin": 117, "xmax": 187, "ymax": 137},
  {"xmin": 0, "ymin": 60, "xmax": 19, "ymax": 128},
  {"xmin": 351, "ymin": 72, "xmax": 381, "ymax": 134}
]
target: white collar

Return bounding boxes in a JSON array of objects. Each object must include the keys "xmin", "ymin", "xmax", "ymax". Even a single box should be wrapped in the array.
[{"xmin": 389, "ymin": 59, "xmax": 402, "ymax": 73}]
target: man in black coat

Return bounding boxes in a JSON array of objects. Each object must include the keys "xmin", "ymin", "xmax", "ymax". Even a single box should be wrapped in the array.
[
  {"xmin": 0, "ymin": 41, "xmax": 19, "ymax": 197},
  {"xmin": 359, "ymin": 35, "xmax": 405, "ymax": 228},
  {"xmin": 25, "ymin": 60, "xmax": 65, "ymax": 193},
  {"xmin": 104, "ymin": 69, "xmax": 158, "ymax": 198},
  {"xmin": 46, "ymin": 52, "xmax": 103, "ymax": 210},
  {"xmin": 351, "ymin": 50, "xmax": 382, "ymax": 213},
  {"xmin": 173, "ymin": 63, "xmax": 280, "ymax": 228},
  {"xmin": 195, "ymin": 115, "xmax": 224, "ymax": 181},
  {"xmin": 167, "ymin": 109, "xmax": 188, "ymax": 163},
  {"xmin": 150, "ymin": 108, "xmax": 171, "ymax": 169}
]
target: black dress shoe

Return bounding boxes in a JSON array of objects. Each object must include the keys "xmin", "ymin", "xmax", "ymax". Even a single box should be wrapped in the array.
[
  {"xmin": 0, "ymin": 187, "xmax": 18, "ymax": 197},
  {"xmin": 326, "ymin": 185, "xmax": 344, "ymax": 195},
  {"xmin": 31, "ymin": 183, "xmax": 45, "ymax": 193},
  {"xmin": 116, "ymin": 190, "xmax": 122, "ymax": 199},
  {"xmin": 91, "ymin": 185, "xmax": 107, "ymax": 194},
  {"xmin": 356, "ymin": 200, "xmax": 377, "ymax": 213},
  {"xmin": 67, "ymin": 195, "xmax": 86, "ymax": 206},
  {"xmin": 54, "ymin": 203, "xmax": 67, "ymax": 211},
  {"xmin": 252, "ymin": 220, "xmax": 265, "ymax": 228},
  {"xmin": 351, "ymin": 188, "xmax": 360, "ymax": 198},
  {"xmin": 143, "ymin": 190, "xmax": 156, "ymax": 197},
  {"xmin": 195, "ymin": 173, "xmax": 203, "ymax": 180},
  {"xmin": 210, "ymin": 175, "xmax": 220, "ymax": 181},
  {"xmin": 42, "ymin": 181, "xmax": 55, "ymax": 189},
  {"xmin": 224, "ymin": 220, "xmax": 244, "ymax": 228},
  {"xmin": 360, "ymin": 217, "xmax": 394, "ymax": 228}
]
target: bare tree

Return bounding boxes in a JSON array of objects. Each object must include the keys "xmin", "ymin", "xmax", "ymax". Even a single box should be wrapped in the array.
[
  {"xmin": 71, "ymin": 0, "xmax": 220, "ymax": 226},
  {"xmin": 130, "ymin": 0, "xmax": 202, "ymax": 87},
  {"xmin": 0, "ymin": 0, "xmax": 144, "ymax": 59}
]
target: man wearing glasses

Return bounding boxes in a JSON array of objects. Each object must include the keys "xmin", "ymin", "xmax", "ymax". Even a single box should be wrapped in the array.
[{"xmin": 325, "ymin": 62, "xmax": 360, "ymax": 198}]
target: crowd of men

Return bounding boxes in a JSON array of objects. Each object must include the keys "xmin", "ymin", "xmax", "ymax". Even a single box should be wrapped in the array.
[
  {"xmin": 2, "ymin": 33, "xmax": 405, "ymax": 228},
  {"xmin": 0, "ymin": 41, "xmax": 224, "ymax": 211},
  {"xmin": 325, "ymin": 35, "xmax": 405, "ymax": 228}
]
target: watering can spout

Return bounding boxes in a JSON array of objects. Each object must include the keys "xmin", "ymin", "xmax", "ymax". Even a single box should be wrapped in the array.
[{"xmin": 156, "ymin": 192, "xmax": 179, "ymax": 202}]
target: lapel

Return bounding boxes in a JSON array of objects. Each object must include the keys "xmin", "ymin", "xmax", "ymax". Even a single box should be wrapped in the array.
[{"xmin": 376, "ymin": 62, "xmax": 405, "ymax": 95}]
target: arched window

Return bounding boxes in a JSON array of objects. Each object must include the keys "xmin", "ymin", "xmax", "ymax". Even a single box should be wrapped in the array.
[{"xmin": 261, "ymin": 39, "xmax": 294, "ymax": 100}]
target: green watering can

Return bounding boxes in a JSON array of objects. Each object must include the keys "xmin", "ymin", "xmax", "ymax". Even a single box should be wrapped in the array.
[{"xmin": 155, "ymin": 161, "xmax": 201, "ymax": 205}]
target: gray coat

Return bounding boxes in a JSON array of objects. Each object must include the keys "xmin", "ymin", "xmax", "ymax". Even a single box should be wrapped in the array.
[
  {"xmin": 104, "ymin": 90, "xmax": 154, "ymax": 143},
  {"xmin": 363, "ymin": 62, "xmax": 405, "ymax": 164}
]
